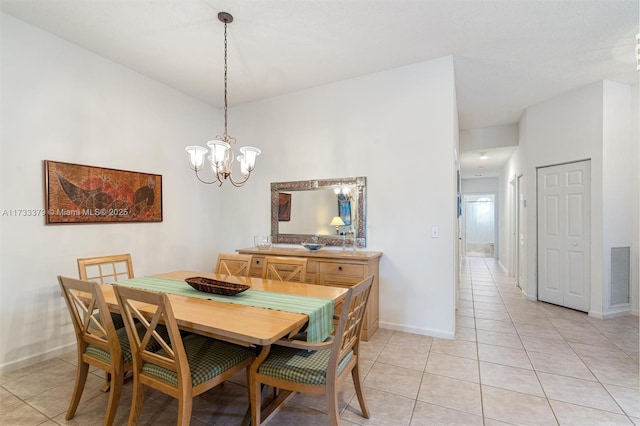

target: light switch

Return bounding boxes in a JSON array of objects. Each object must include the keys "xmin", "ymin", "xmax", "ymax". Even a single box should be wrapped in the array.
[{"xmin": 431, "ymin": 226, "xmax": 439, "ymax": 238}]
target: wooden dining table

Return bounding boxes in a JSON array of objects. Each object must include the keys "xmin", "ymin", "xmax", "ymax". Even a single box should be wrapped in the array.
[
  {"xmin": 98, "ymin": 270, "xmax": 349, "ymax": 424},
  {"xmin": 101, "ymin": 270, "xmax": 347, "ymax": 346}
]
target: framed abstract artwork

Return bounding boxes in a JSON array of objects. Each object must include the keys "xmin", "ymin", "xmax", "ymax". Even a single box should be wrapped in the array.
[
  {"xmin": 338, "ymin": 193, "xmax": 351, "ymax": 226},
  {"xmin": 278, "ymin": 192, "xmax": 291, "ymax": 221},
  {"xmin": 44, "ymin": 160, "xmax": 162, "ymax": 224}
]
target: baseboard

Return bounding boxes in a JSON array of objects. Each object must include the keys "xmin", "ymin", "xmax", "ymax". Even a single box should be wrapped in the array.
[
  {"xmin": 588, "ymin": 310, "xmax": 604, "ymax": 319},
  {"xmin": 497, "ymin": 260, "xmax": 509, "ymax": 274},
  {"xmin": 600, "ymin": 308, "xmax": 634, "ymax": 319},
  {"xmin": 0, "ymin": 343, "xmax": 75, "ymax": 374},
  {"xmin": 521, "ymin": 288, "xmax": 536, "ymax": 301},
  {"xmin": 379, "ymin": 321, "xmax": 454, "ymax": 339}
]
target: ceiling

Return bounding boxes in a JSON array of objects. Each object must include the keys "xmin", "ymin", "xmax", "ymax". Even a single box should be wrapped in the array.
[
  {"xmin": 2, "ymin": 0, "xmax": 638, "ymax": 176},
  {"xmin": 459, "ymin": 147, "xmax": 517, "ymax": 180}
]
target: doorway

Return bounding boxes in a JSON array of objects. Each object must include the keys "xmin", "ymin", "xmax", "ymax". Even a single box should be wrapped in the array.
[
  {"xmin": 537, "ymin": 160, "xmax": 591, "ymax": 312},
  {"xmin": 516, "ymin": 174, "xmax": 525, "ymax": 288},
  {"xmin": 463, "ymin": 194, "xmax": 496, "ymax": 258}
]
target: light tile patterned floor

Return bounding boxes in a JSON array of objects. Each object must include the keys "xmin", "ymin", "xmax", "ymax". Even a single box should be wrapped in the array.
[{"xmin": 1, "ymin": 257, "xmax": 638, "ymax": 425}]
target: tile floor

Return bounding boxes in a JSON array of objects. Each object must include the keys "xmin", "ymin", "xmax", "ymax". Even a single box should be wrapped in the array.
[{"xmin": 1, "ymin": 257, "xmax": 638, "ymax": 425}]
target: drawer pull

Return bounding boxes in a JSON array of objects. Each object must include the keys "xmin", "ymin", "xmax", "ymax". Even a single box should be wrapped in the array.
[
  {"xmin": 256, "ymin": 260, "xmax": 260, "ymax": 264},
  {"xmin": 338, "ymin": 266, "xmax": 343, "ymax": 270}
]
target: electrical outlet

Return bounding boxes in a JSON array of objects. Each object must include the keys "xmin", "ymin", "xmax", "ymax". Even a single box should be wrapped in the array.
[{"xmin": 431, "ymin": 226, "xmax": 439, "ymax": 238}]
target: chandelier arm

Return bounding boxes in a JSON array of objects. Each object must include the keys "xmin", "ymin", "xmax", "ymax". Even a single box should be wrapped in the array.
[
  {"xmin": 227, "ymin": 172, "xmax": 251, "ymax": 187},
  {"xmin": 193, "ymin": 169, "xmax": 222, "ymax": 186}
]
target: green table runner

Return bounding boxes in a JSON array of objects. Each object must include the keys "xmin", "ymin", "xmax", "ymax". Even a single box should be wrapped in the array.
[{"xmin": 115, "ymin": 276, "xmax": 333, "ymax": 343}]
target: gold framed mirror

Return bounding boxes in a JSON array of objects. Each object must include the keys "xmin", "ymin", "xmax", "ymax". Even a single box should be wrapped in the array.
[{"xmin": 270, "ymin": 177, "xmax": 367, "ymax": 247}]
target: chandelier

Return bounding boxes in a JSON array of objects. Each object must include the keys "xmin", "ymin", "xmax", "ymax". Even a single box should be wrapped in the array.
[{"xmin": 185, "ymin": 12, "xmax": 260, "ymax": 187}]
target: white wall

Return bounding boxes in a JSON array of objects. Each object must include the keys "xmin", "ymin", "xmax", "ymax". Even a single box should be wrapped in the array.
[
  {"xmin": 499, "ymin": 140, "xmax": 526, "ymax": 277},
  {"xmin": 218, "ymin": 58, "xmax": 459, "ymax": 338},
  {"xmin": 602, "ymin": 81, "xmax": 636, "ymax": 316},
  {"xmin": 519, "ymin": 82, "xmax": 604, "ymax": 310},
  {"xmin": 461, "ymin": 177, "xmax": 499, "ymax": 194},
  {"xmin": 1, "ymin": 15, "xmax": 460, "ymax": 371},
  {"xmin": 460, "ymin": 125, "xmax": 518, "ymax": 151},
  {"xmin": 635, "ymin": 83, "xmax": 639, "ymax": 315},
  {"xmin": 0, "ymin": 13, "xmax": 223, "ymax": 370},
  {"xmin": 498, "ymin": 81, "xmax": 639, "ymax": 317}
]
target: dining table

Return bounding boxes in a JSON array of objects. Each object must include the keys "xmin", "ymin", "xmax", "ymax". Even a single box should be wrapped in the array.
[{"xmin": 98, "ymin": 269, "xmax": 349, "ymax": 424}]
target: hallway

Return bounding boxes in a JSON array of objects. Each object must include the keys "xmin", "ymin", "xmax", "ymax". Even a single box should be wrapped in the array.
[{"xmin": 453, "ymin": 256, "xmax": 639, "ymax": 424}]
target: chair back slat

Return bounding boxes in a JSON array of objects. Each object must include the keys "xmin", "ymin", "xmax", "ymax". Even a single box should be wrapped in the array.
[
  {"xmin": 78, "ymin": 253, "xmax": 134, "ymax": 284},
  {"xmin": 69, "ymin": 291, "xmax": 108, "ymax": 340},
  {"xmin": 137, "ymin": 305, "xmax": 166, "ymax": 352},
  {"xmin": 113, "ymin": 285, "xmax": 189, "ymax": 387},
  {"xmin": 215, "ymin": 253, "xmax": 253, "ymax": 276},
  {"xmin": 262, "ymin": 256, "xmax": 308, "ymax": 282},
  {"xmin": 332, "ymin": 276, "xmax": 374, "ymax": 367},
  {"xmin": 58, "ymin": 276, "xmax": 121, "ymax": 357}
]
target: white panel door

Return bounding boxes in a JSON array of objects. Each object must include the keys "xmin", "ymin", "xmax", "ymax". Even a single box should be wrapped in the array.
[
  {"xmin": 538, "ymin": 168, "xmax": 564, "ymax": 306},
  {"xmin": 537, "ymin": 161, "xmax": 590, "ymax": 312}
]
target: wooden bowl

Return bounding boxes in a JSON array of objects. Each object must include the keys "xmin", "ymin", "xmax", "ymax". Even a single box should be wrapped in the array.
[{"xmin": 184, "ymin": 277, "xmax": 249, "ymax": 296}]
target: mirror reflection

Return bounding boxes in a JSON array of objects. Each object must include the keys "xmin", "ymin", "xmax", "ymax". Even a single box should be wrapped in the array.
[{"xmin": 270, "ymin": 177, "xmax": 366, "ymax": 247}]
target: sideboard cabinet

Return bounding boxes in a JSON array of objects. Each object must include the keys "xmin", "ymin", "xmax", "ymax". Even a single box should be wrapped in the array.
[{"xmin": 236, "ymin": 247, "xmax": 382, "ymax": 340}]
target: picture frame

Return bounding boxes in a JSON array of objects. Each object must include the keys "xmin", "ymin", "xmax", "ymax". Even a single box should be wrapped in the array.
[
  {"xmin": 338, "ymin": 193, "xmax": 351, "ymax": 225},
  {"xmin": 278, "ymin": 192, "xmax": 291, "ymax": 221},
  {"xmin": 44, "ymin": 160, "xmax": 162, "ymax": 224}
]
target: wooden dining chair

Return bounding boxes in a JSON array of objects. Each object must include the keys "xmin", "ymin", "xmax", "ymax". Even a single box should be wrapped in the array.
[
  {"xmin": 113, "ymin": 284, "xmax": 256, "ymax": 426},
  {"xmin": 58, "ymin": 275, "xmax": 133, "ymax": 426},
  {"xmin": 77, "ymin": 253, "xmax": 135, "ymax": 330},
  {"xmin": 215, "ymin": 253, "xmax": 253, "ymax": 276},
  {"xmin": 77, "ymin": 253, "xmax": 134, "ymax": 284},
  {"xmin": 261, "ymin": 256, "xmax": 308, "ymax": 283},
  {"xmin": 249, "ymin": 275, "xmax": 374, "ymax": 426},
  {"xmin": 77, "ymin": 253, "xmax": 134, "ymax": 396}
]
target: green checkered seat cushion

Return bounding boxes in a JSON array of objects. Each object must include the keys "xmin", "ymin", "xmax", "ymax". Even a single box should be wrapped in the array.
[
  {"xmin": 91, "ymin": 312, "xmax": 125, "ymax": 330},
  {"xmin": 141, "ymin": 335, "xmax": 255, "ymax": 387},
  {"xmin": 109, "ymin": 313, "xmax": 125, "ymax": 330},
  {"xmin": 258, "ymin": 346, "xmax": 353, "ymax": 385},
  {"xmin": 85, "ymin": 323, "xmax": 168, "ymax": 364}
]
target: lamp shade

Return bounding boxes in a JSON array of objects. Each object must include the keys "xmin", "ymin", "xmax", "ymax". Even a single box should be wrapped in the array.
[
  {"xmin": 185, "ymin": 146, "xmax": 208, "ymax": 170},
  {"xmin": 239, "ymin": 146, "xmax": 261, "ymax": 169},
  {"xmin": 207, "ymin": 140, "xmax": 231, "ymax": 165},
  {"xmin": 330, "ymin": 216, "xmax": 345, "ymax": 226}
]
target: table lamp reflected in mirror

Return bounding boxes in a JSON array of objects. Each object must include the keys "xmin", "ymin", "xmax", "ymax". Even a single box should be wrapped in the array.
[{"xmin": 330, "ymin": 216, "xmax": 345, "ymax": 235}]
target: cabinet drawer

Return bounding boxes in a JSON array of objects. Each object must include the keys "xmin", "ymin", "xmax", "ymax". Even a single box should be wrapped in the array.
[
  {"xmin": 318, "ymin": 274, "xmax": 362, "ymax": 287},
  {"xmin": 319, "ymin": 262, "xmax": 364, "ymax": 277}
]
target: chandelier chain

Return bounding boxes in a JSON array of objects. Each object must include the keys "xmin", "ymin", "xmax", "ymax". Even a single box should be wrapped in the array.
[
  {"xmin": 185, "ymin": 11, "xmax": 259, "ymax": 187},
  {"xmin": 223, "ymin": 19, "xmax": 228, "ymax": 139}
]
